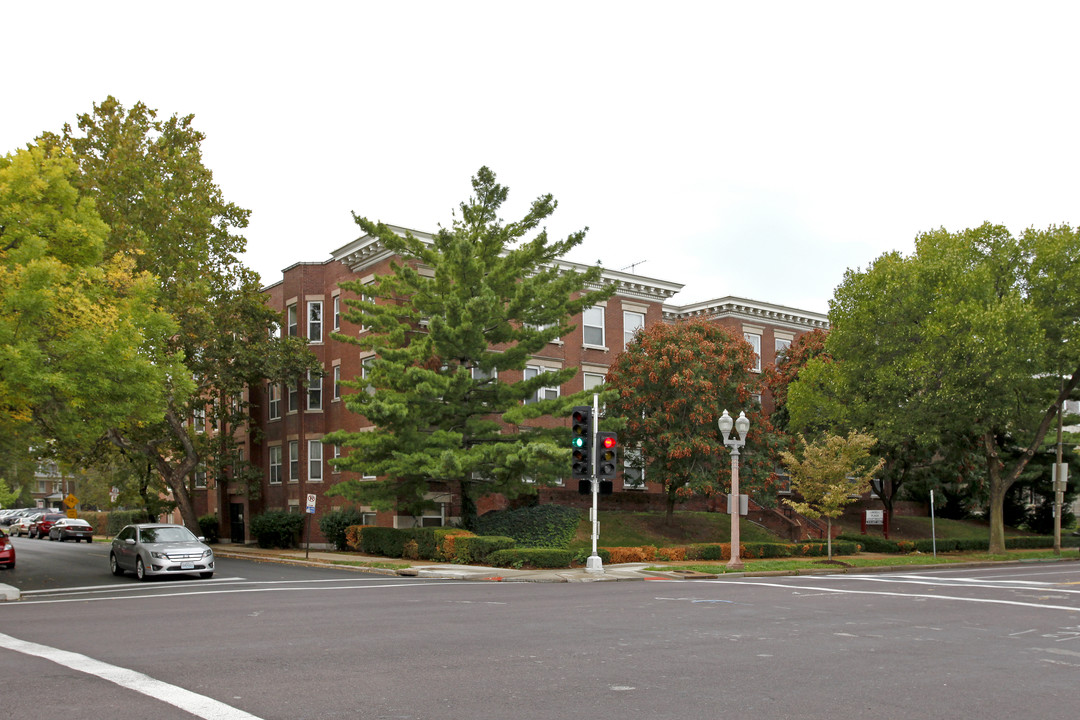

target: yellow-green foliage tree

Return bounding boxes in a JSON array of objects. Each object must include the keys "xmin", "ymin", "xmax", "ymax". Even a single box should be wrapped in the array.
[
  {"xmin": 781, "ymin": 431, "xmax": 884, "ymax": 558},
  {"xmin": 0, "ymin": 142, "xmax": 178, "ymax": 460}
]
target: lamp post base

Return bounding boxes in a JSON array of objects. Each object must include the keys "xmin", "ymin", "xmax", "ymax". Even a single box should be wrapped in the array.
[
  {"xmin": 585, "ymin": 554, "xmax": 605, "ymax": 573},
  {"xmin": 726, "ymin": 559, "xmax": 744, "ymax": 572}
]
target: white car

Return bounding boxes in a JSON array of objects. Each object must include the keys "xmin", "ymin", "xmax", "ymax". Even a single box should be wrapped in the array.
[{"xmin": 110, "ymin": 523, "xmax": 215, "ymax": 581}]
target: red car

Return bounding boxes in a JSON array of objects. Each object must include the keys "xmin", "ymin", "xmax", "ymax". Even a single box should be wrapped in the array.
[
  {"xmin": 30, "ymin": 512, "xmax": 66, "ymax": 539},
  {"xmin": 0, "ymin": 530, "xmax": 14, "ymax": 569}
]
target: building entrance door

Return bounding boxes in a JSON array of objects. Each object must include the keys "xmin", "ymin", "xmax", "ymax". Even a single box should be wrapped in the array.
[{"xmin": 229, "ymin": 503, "xmax": 245, "ymax": 544}]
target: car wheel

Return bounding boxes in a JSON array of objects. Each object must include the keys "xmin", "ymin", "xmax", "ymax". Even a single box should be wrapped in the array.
[
  {"xmin": 109, "ymin": 553, "xmax": 125, "ymax": 577},
  {"xmin": 50, "ymin": 534, "xmax": 56, "ymax": 541},
  {"xmin": 199, "ymin": 572, "xmax": 214, "ymax": 579},
  {"xmin": 135, "ymin": 557, "xmax": 147, "ymax": 581}
]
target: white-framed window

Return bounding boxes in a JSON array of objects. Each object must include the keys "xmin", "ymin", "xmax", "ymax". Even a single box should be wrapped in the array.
[
  {"xmin": 471, "ymin": 364, "xmax": 497, "ymax": 381},
  {"xmin": 333, "ymin": 296, "xmax": 340, "ymax": 331},
  {"xmin": 583, "ymin": 372, "xmax": 606, "ymax": 391},
  {"xmin": 623, "ymin": 447, "xmax": 645, "ymax": 489},
  {"xmin": 193, "ymin": 407, "xmax": 205, "ymax": 433},
  {"xmin": 623, "ymin": 311, "xmax": 645, "ymax": 350},
  {"xmin": 193, "ymin": 465, "xmax": 207, "ymax": 488},
  {"xmin": 269, "ymin": 446, "xmax": 282, "ymax": 484},
  {"xmin": 751, "ymin": 393, "xmax": 762, "ymax": 406},
  {"xmin": 333, "ymin": 366, "xmax": 341, "ymax": 400},
  {"xmin": 308, "ymin": 301, "xmax": 323, "ymax": 343},
  {"xmin": 287, "ymin": 304, "xmax": 298, "ymax": 337},
  {"xmin": 307, "ymin": 370, "xmax": 322, "ymax": 411},
  {"xmin": 288, "ymin": 440, "xmax": 299, "ymax": 482},
  {"xmin": 287, "ymin": 383, "xmax": 298, "ymax": 413},
  {"xmin": 268, "ymin": 383, "xmax": 281, "ymax": 420},
  {"xmin": 744, "ymin": 332, "xmax": 762, "ymax": 372},
  {"xmin": 523, "ymin": 366, "xmax": 560, "ymax": 404},
  {"xmin": 308, "ymin": 440, "xmax": 323, "ymax": 482},
  {"xmin": 332, "ymin": 445, "xmax": 341, "ymax": 474},
  {"xmin": 362, "ymin": 356, "xmax": 376, "ymax": 395},
  {"xmin": 361, "ymin": 512, "xmax": 377, "ymax": 525},
  {"xmin": 775, "ymin": 337, "xmax": 792, "ymax": 360},
  {"xmin": 583, "ymin": 306, "xmax": 605, "ymax": 347}
]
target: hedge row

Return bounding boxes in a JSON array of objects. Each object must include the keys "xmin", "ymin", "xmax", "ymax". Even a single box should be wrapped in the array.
[
  {"xmin": 488, "ymin": 548, "xmax": 576, "ymax": 569},
  {"xmin": 599, "ymin": 541, "xmax": 860, "ymax": 564},
  {"xmin": 476, "ymin": 505, "xmax": 580, "ymax": 548},
  {"xmin": 344, "ymin": 525, "xmax": 516, "ymax": 564},
  {"xmin": 838, "ymin": 534, "xmax": 1080, "ymax": 553}
]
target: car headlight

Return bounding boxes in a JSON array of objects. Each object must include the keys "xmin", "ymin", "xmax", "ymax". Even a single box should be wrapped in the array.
[
  {"xmin": 150, "ymin": 551, "xmax": 167, "ymax": 559},
  {"xmin": 201, "ymin": 549, "xmax": 213, "ymax": 559}
]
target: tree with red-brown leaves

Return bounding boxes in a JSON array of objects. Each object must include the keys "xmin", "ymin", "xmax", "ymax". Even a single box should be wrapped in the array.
[
  {"xmin": 606, "ymin": 319, "xmax": 785, "ymax": 524},
  {"xmin": 763, "ymin": 328, "xmax": 829, "ymax": 433}
]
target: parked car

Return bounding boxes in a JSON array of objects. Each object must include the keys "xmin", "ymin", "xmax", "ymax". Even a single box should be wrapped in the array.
[
  {"xmin": 110, "ymin": 523, "xmax": 214, "ymax": 581},
  {"xmin": 0, "ymin": 530, "xmax": 14, "ymax": 569},
  {"xmin": 31, "ymin": 513, "xmax": 66, "ymax": 539},
  {"xmin": 2, "ymin": 508, "xmax": 34, "ymax": 527},
  {"xmin": 11, "ymin": 513, "xmax": 44, "ymax": 537},
  {"xmin": 49, "ymin": 518, "xmax": 94, "ymax": 543}
]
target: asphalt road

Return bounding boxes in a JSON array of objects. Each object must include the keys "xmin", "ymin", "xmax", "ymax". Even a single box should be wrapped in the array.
[{"xmin": 2, "ymin": 538, "xmax": 1078, "ymax": 720}]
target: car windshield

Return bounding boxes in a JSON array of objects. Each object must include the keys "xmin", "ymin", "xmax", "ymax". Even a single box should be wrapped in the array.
[{"xmin": 140, "ymin": 527, "xmax": 197, "ymax": 544}]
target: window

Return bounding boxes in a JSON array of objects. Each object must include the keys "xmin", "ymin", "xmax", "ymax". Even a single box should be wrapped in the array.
[
  {"xmin": 583, "ymin": 372, "xmax": 606, "ymax": 391},
  {"xmin": 287, "ymin": 304, "xmax": 298, "ymax": 337},
  {"xmin": 268, "ymin": 383, "xmax": 281, "ymax": 420},
  {"xmin": 362, "ymin": 356, "xmax": 376, "ymax": 395},
  {"xmin": 269, "ymin": 446, "xmax": 282, "ymax": 484},
  {"xmin": 193, "ymin": 407, "xmax": 205, "ymax": 433},
  {"xmin": 471, "ymin": 365, "xmax": 497, "ymax": 381},
  {"xmin": 623, "ymin": 311, "xmax": 644, "ymax": 350},
  {"xmin": 744, "ymin": 332, "xmax": 762, "ymax": 372},
  {"xmin": 623, "ymin": 447, "xmax": 645, "ymax": 489},
  {"xmin": 308, "ymin": 440, "xmax": 323, "ymax": 481},
  {"xmin": 332, "ymin": 445, "xmax": 341, "ymax": 474},
  {"xmin": 333, "ymin": 296, "xmax": 340, "ymax": 331},
  {"xmin": 333, "ymin": 366, "xmax": 341, "ymax": 400},
  {"xmin": 307, "ymin": 370, "xmax": 322, "ymax": 410},
  {"xmin": 583, "ymin": 306, "xmax": 605, "ymax": 347},
  {"xmin": 524, "ymin": 366, "xmax": 560, "ymax": 404},
  {"xmin": 288, "ymin": 440, "xmax": 299, "ymax": 481},
  {"xmin": 193, "ymin": 466, "xmax": 207, "ymax": 489},
  {"xmin": 308, "ymin": 301, "xmax": 323, "ymax": 343},
  {"xmin": 361, "ymin": 512, "xmax": 377, "ymax": 525},
  {"xmin": 775, "ymin": 337, "xmax": 792, "ymax": 360},
  {"xmin": 287, "ymin": 383, "xmax": 298, "ymax": 413}
]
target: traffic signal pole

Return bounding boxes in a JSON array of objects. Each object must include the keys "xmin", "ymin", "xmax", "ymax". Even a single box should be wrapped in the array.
[{"xmin": 585, "ymin": 393, "xmax": 604, "ymax": 574}]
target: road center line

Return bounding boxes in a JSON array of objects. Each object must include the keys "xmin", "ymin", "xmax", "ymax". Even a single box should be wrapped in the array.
[{"xmin": 0, "ymin": 631, "xmax": 263, "ymax": 720}]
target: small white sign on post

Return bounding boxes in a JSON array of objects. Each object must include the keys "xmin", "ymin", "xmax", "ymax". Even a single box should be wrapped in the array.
[
  {"xmin": 865, "ymin": 509, "xmax": 884, "ymax": 525},
  {"xmin": 305, "ymin": 493, "xmax": 317, "ymax": 514}
]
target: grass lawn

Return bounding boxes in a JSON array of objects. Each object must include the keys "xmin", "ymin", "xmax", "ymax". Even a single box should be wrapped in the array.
[{"xmin": 568, "ymin": 510, "xmax": 777, "ymax": 553}]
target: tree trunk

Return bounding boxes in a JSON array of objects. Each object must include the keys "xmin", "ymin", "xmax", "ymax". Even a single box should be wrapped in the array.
[{"xmin": 826, "ymin": 517, "xmax": 833, "ymax": 559}]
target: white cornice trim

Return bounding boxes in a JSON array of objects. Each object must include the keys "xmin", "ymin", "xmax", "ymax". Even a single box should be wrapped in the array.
[{"xmin": 664, "ymin": 296, "xmax": 829, "ymax": 331}]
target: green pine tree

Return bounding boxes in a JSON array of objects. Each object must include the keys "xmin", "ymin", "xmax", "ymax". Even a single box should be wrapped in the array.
[{"xmin": 326, "ymin": 167, "xmax": 614, "ymax": 528}]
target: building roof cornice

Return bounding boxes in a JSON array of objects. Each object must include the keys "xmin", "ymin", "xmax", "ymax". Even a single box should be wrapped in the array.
[
  {"xmin": 331, "ymin": 226, "xmax": 685, "ymax": 302},
  {"xmin": 664, "ymin": 296, "xmax": 829, "ymax": 331}
]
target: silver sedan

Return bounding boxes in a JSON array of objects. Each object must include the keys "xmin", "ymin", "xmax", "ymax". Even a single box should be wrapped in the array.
[{"xmin": 109, "ymin": 523, "xmax": 215, "ymax": 581}]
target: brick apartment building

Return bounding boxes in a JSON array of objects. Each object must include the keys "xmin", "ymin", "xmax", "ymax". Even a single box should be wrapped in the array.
[{"xmin": 198, "ymin": 226, "xmax": 828, "ymax": 545}]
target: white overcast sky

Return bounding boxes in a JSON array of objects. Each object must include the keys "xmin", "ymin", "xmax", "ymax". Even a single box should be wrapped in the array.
[{"xmin": 3, "ymin": 1, "xmax": 1079, "ymax": 314}]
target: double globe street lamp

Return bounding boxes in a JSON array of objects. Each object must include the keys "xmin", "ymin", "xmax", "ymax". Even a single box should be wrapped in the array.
[{"xmin": 718, "ymin": 409, "xmax": 750, "ymax": 571}]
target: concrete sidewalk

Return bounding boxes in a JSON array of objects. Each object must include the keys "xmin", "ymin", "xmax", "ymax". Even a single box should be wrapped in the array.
[{"xmin": 212, "ymin": 545, "xmax": 672, "ymax": 582}]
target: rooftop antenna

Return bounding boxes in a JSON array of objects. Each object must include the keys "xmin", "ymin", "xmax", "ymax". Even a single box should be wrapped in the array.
[{"xmin": 620, "ymin": 260, "xmax": 647, "ymax": 274}]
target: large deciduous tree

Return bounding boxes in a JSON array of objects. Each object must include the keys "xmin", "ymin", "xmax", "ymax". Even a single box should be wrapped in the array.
[
  {"xmin": 605, "ymin": 318, "xmax": 783, "ymax": 524},
  {"xmin": 789, "ymin": 223, "xmax": 1080, "ymax": 553},
  {"xmin": 43, "ymin": 98, "xmax": 315, "ymax": 531},
  {"xmin": 1, "ymin": 142, "xmax": 177, "ymax": 466},
  {"xmin": 326, "ymin": 167, "xmax": 614, "ymax": 528}
]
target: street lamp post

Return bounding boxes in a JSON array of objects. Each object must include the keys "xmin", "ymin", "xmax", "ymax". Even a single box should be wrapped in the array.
[{"xmin": 718, "ymin": 409, "xmax": 750, "ymax": 572}]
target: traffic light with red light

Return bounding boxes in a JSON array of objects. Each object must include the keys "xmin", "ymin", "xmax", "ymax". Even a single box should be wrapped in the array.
[{"xmin": 596, "ymin": 432, "xmax": 618, "ymax": 481}]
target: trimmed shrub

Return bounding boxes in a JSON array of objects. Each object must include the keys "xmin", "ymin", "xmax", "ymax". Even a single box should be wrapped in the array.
[
  {"xmin": 489, "ymin": 547, "xmax": 575, "ymax": 569},
  {"xmin": 454, "ymin": 535, "xmax": 516, "ymax": 564},
  {"xmin": 198, "ymin": 514, "xmax": 219, "ymax": 544},
  {"xmin": 839, "ymin": 534, "xmax": 900, "ymax": 553},
  {"xmin": 358, "ymin": 526, "xmax": 408, "ymax": 557},
  {"xmin": 603, "ymin": 546, "xmax": 658, "ymax": 564},
  {"xmin": 250, "ymin": 510, "xmax": 304, "ymax": 549},
  {"xmin": 477, "ymin": 505, "xmax": 580, "ymax": 548},
  {"xmin": 318, "ymin": 509, "xmax": 366, "ymax": 551}
]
